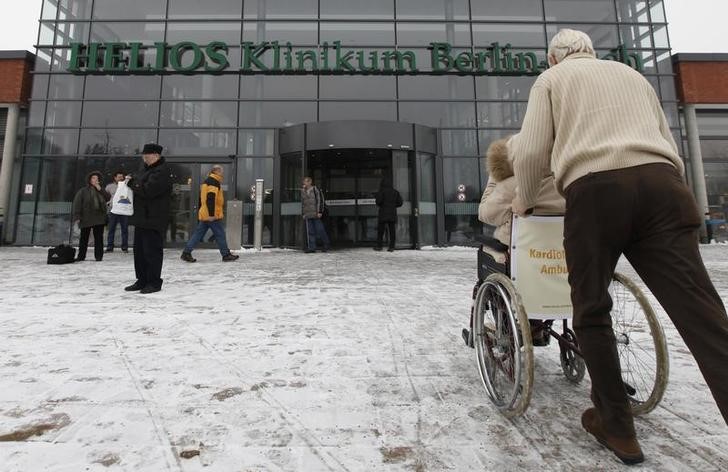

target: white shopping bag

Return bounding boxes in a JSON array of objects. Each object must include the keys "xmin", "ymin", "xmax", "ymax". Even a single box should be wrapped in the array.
[{"xmin": 111, "ymin": 181, "xmax": 134, "ymax": 216}]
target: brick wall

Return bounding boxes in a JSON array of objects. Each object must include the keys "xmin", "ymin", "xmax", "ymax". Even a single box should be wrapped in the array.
[
  {"xmin": 675, "ymin": 61, "xmax": 728, "ymax": 105},
  {"xmin": 0, "ymin": 57, "xmax": 34, "ymax": 105}
]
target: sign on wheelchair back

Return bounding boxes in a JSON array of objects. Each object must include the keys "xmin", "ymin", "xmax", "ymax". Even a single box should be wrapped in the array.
[{"xmin": 511, "ymin": 215, "xmax": 573, "ymax": 319}]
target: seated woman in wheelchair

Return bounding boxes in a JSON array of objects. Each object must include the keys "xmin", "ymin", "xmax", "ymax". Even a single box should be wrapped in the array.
[{"xmin": 462, "ymin": 134, "xmax": 564, "ymax": 347}]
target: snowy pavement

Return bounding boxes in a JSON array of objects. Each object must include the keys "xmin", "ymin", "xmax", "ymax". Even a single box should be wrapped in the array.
[{"xmin": 0, "ymin": 245, "xmax": 727, "ymax": 472}]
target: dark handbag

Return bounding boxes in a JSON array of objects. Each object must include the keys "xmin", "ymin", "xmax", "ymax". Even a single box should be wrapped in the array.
[{"xmin": 47, "ymin": 244, "xmax": 76, "ymax": 264}]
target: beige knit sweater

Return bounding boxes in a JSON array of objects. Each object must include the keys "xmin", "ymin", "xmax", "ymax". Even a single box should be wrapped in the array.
[{"xmin": 512, "ymin": 53, "xmax": 684, "ymax": 208}]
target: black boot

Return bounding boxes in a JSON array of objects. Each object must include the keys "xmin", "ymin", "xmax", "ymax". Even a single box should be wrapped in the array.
[{"xmin": 180, "ymin": 252, "xmax": 196, "ymax": 263}]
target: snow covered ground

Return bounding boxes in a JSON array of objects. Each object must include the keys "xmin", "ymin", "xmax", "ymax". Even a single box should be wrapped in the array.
[{"xmin": 0, "ymin": 245, "xmax": 727, "ymax": 472}]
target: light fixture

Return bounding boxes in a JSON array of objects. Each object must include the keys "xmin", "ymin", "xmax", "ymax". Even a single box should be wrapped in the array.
[
  {"xmin": 387, "ymin": 144, "xmax": 393, "ymax": 148},
  {"xmin": 329, "ymin": 144, "xmax": 335, "ymax": 147}
]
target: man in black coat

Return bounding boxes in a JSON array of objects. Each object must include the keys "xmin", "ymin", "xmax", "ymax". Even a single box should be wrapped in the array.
[
  {"xmin": 374, "ymin": 178, "xmax": 403, "ymax": 252},
  {"xmin": 124, "ymin": 143, "xmax": 172, "ymax": 294}
]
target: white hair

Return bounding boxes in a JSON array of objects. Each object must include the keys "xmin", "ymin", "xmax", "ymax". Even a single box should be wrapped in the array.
[{"xmin": 548, "ymin": 29, "xmax": 596, "ymax": 63}]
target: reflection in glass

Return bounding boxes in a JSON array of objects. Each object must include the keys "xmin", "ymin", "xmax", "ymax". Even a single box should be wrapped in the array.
[
  {"xmin": 476, "ymin": 76, "xmax": 537, "ymax": 101},
  {"xmin": 167, "ymin": 22, "xmax": 242, "ymax": 43},
  {"xmin": 652, "ymin": 25, "xmax": 669, "ymax": 49},
  {"xmin": 243, "ymin": 22, "xmax": 318, "ymax": 44},
  {"xmin": 42, "ymin": 0, "xmax": 58, "ymax": 20},
  {"xmin": 166, "ymin": 163, "xmax": 194, "ymax": 244},
  {"xmin": 82, "ymin": 102, "xmax": 159, "ymax": 128},
  {"xmin": 320, "ymin": 0, "xmax": 394, "ymax": 19},
  {"xmin": 79, "ymin": 129, "xmax": 157, "ymax": 155},
  {"xmin": 397, "ymin": 22, "xmax": 471, "ymax": 47},
  {"xmin": 85, "ymin": 76, "xmax": 161, "ymax": 100},
  {"xmin": 34, "ymin": 157, "xmax": 78, "ymax": 245},
  {"xmin": 160, "ymin": 101, "xmax": 238, "ymax": 128},
  {"xmin": 42, "ymin": 129, "xmax": 79, "ymax": 154},
  {"xmin": 320, "ymin": 23, "xmax": 396, "ymax": 46},
  {"xmin": 396, "ymin": 0, "xmax": 469, "ymax": 20},
  {"xmin": 48, "ymin": 74, "xmax": 84, "ymax": 99},
  {"xmin": 417, "ymin": 152, "xmax": 437, "ymax": 246},
  {"xmin": 472, "ymin": 24, "xmax": 546, "ymax": 49},
  {"xmin": 544, "ymin": 0, "xmax": 616, "ymax": 22},
  {"xmin": 244, "ymin": 0, "xmax": 318, "ymax": 19},
  {"xmin": 29, "ymin": 102, "xmax": 47, "ymax": 127},
  {"xmin": 93, "ymin": 0, "xmax": 167, "ymax": 19},
  {"xmin": 39, "ymin": 23, "xmax": 55, "ymax": 45},
  {"xmin": 443, "ymin": 158, "xmax": 482, "ymax": 244},
  {"xmin": 239, "ymin": 130, "xmax": 275, "ymax": 155},
  {"xmin": 650, "ymin": 1, "xmax": 666, "ymax": 23},
  {"xmin": 45, "ymin": 101, "xmax": 82, "ymax": 127},
  {"xmin": 159, "ymin": 130, "xmax": 237, "ymax": 156},
  {"xmin": 319, "ymin": 102, "xmax": 397, "ymax": 122},
  {"xmin": 615, "ymin": 0, "xmax": 649, "ymax": 23},
  {"xmin": 164, "ymin": 75, "xmax": 239, "ymax": 100},
  {"xmin": 31, "ymin": 75, "xmax": 50, "ymax": 100},
  {"xmin": 471, "ymin": 0, "xmax": 543, "ymax": 21},
  {"xmin": 440, "ymin": 130, "xmax": 478, "ymax": 156},
  {"xmin": 619, "ymin": 24, "xmax": 652, "ymax": 49},
  {"xmin": 54, "ymin": 22, "xmax": 90, "ymax": 45},
  {"xmin": 399, "ymin": 102, "xmax": 476, "ymax": 128},
  {"xmin": 168, "ymin": 0, "xmax": 243, "ymax": 19},
  {"xmin": 280, "ymin": 152, "xmax": 303, "ymax": 247},
  {"xmin": 241, "ymin": 76, "xmax": 317, "ymax": 100},
  {"xmin": 90, "ymin": 22, "xmax": 165, "ymax": 43},
  {"xmin": 477, "ymin": 102, "xmax": 528, "ymax": 128},
  {"xmin": 547, "ymin": 24, "xmax": 619, "ymax": 49},
  {"xmin": 398, "ymin": 76, "xmax": 474, "ymax": 100},
  {"xmin": 58, "ymin": 0, "xmax": 93, "ymax": 20},
  {"xmin": 320, "ymin": 76, "xmax": 395, "ymax": 100},
  {"xmin": 239, "ymin": 102, "xmax": 317, "ymax": 127}
]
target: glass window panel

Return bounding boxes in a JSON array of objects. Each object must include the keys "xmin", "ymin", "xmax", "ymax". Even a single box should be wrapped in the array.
[
  {"xmin": 45, "ymin": 101, "xmax": 82, "ymax": 127},
  {"xmin": 50, "ymin": 48, "xmax": 73, "ymax": 72},
  {"xmin": 398, "ymin": 102, "xmax": 476, "ymax": 127},
  {"xmin": 471, "ymin": 0, "xmax": 543, "ymax": 21},
  {"xmin": 662, "ymin": 102, "xmax": 679, "ymax": 128},
  {"xmin": 636, "ymin": 50, "xmax": 657, "ymax": 74},
  {"xmin": 42, "ymin": 0, "xmax": 58, "ymax": 20},
  {"xmin": 31, "ymin": 74, "xmax": 50, "ymax": 100},
  {"xmin": 243, "ymin": 22, "xmax": 318, "ymax": 44},
  {"xmin": 478, "ymin": 129, "xmax": 520, "ymax": 156},
  {"xmin": 167, "ymin": 22, "xmax": 242, "ymax": 43},
  {"xmin": 42, "ymin": 129, "xmax": 79, "ymax": 154},
  {"xmin": 54, "ymin": 22, "xmax": 90, "ymax": 45},
  {"xmin": 320, "ymin": 22, "xmax": 395, "ymax": 46},
  {"xmin": 658, "ymin": 75, "xmax": 676, "ymax": 101},
  {"xmin": 34, "ymin": 157, "xmax": 77, "ymax": 245},
  {"xmin": 396, "ymin": 0, "xmax": 469, "ymax": 20},
  {"xmin": 90, "ymin": 22, "xmax": 166, "ymax": 43},
  {"xmin": 39, "ymin": 23, "xmax": 55, "ymax": 46},
  {"xmin": 477, "ymin": 102, "xmax": 528, "ymax": 128},
  {"xmin": 160, "ymin": 101, "xmax": 238, "ymax": 127},
  {"xmin": 85, "ymin": 76, "xmax": 161, "ymax": 100},
  {"xmin": 472, "ymin": 23, "xmax": 546, "ymax": 49},
  {"xmin": 163, "ymin": 75, "xmax": 239, "ymax": 100},
  {"xmin": 645, "ymin": 75, "xmax": 659, "ymax": 97},
  {"xmin": 47, "ymin": 74, "xmax": 84, "ymax": 99},
  {"xmin": 697, "ymin": 114, "xmax": 728, "ymax": 137},
  {"xmin": 701, "ymin": 140, "xmax": 728, "ymax": 159},
  {"xmin": 168, "ymin": 0, "xmax": 242, "ymax": 19},
  {"xmin": 547, "ymin": 24, "xmax": 619, "ymax": 49},
  {"xmin": 241, "ymin": 76, "xmax": 318, "ymax": 100},
  {"xmin": 620, "ymin": 24, "xmax": 652, "ymax": 49},
  {"xmin": 544, "ymin": 0, "xmax": 616, "ymax": 22},
  {"xmin": 656, "ymin": 49, "xmax": 672, "ymax": 74},
  {"xmin": 441, "ymin": 130, "xmax": 478, "ymax": 156},
  {"xmin": 650, "ymin": 1, "xmax": 666, "ymax": 23},
  {"xmin": 58, "ymin": 0, "xmax": 93, "ymax": 20},
  {"xmin": 321, "ymin": 0, "xmax": 394, "ymax": 19},
  {"xmin": 443, "ymin": 157, "xmax": 483, "ymax": 243},
  {"xmin": 615, "ymin": 0, "xmax": 649, "ymax": 23},
  {"xmin": 398, "ymin": 76, "xmax": 474, "ymax": 100},
  {"xmin": 93, "ymin": 0, "xmax": 167, "ymax": 19},
  {"xmin": 236, "ymin": 157, "xmax": 274, "ymax": 245},
  {"xmin": 82, "ymin": 101, "xmax": 159, "ymax": 128},
  {"xmin": 319, "ymin": 102, "xmax": 397, "ymax": 121},
  {"xmin": 408, "ymin": 47, "xmax": 472, "ymax": 72},
  {"xmin": 29, "ymin": 101, "xmax": 47, "ymax": 127},
  {"xmin": 244, "ymin": 0, "xmax": 318, "ymax": 19},
  {"xmin": 397, "ymin": 22, "xmax": 471, "ymax": 47},
  {"xmin": 238, "ymin": 130, "xmax": 275, "ymax": 156},
  {"xmin": 476, "ymin": 76, "xmax": 537, "ymax": 101},
  {"xmin": 653, "ymin": 25, "xmax": 669, "ymax": 48},
  {"xmin": 158, "ymin": 129, "xmax": 237, "ymax": 155},
  {"xmin": 25, "ymin": 128, "xmax": 44, "ymax": 154},
  {"xmin": 79, "ymin": 129, "xmax": 157, "ymax": 155},
  {"xmin": 239, "ymin": 101, "xmax": 317, "ymax": 127},
  {"xmin": 35, "ymin": 49, "xmax": 52, "ymax": 72},
  {"xmin": 320, "ymin": 76, "xmax": 395, "ymax": 100}
]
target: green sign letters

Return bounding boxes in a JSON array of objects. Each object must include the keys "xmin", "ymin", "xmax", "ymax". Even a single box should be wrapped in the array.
[{"xmin": 68, "ymin": 41, "xmax": 644, "ymax": 75}]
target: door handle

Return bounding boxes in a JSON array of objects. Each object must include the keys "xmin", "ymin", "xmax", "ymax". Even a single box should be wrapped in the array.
[{"xmin": 414, "ymin": 207, "xmax": 419, "ymax": 217}]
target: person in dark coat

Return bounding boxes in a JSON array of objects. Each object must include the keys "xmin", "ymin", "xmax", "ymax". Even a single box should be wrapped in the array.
[
  {"xmin": 72, "ymin": 171, "xmax": 111, "ymax": 261},
  {"xmin": 124, "ymin": 143, "xmax": 172, "ymax": 294},
  {"xmin": 374, "ymin": 178, "xmax": 403, "ymax": 252}
]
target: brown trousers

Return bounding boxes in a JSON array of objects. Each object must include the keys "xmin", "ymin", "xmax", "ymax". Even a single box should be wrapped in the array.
[{"xmin": 564, "ymin": 163, "xmax": 728, "ymax": 437}]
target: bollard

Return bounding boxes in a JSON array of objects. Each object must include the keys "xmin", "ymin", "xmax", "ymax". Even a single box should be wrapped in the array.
[
  {"xmin": 226, "ymin": 200, "xmax": 243, "ymax": 250},
  {"xmin": 254, "ymin": 179, "xmax": 264, "ymax": 251}
]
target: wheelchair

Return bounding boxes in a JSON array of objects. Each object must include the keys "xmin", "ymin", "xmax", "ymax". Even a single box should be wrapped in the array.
[{"xmin": 462, "ymin": 216, "xmax": 670, "ymax": 418}]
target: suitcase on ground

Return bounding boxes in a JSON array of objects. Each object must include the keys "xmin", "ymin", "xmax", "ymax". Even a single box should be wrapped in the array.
[{"xmin": 47, "ymin": 244, "xmax": 76, "ymax": 264}]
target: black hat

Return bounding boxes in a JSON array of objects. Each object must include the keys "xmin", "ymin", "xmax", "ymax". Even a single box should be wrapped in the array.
[{"xmin": 142, "ymin": 143, "xmax": 163, "ymax": 155}]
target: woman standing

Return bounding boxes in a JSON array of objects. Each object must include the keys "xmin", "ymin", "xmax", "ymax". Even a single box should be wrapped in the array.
[
  {"xmin": 374, "ymin": 177, "xmax": 403, "ymax": 252},
  {"xmin": 72, "ymin": 171, "xmax": 110, "ymax": 261}
]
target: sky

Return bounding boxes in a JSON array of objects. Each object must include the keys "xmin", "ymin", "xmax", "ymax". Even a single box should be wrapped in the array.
[{"xmin": 0, "ymin": 1, "xmax": 726, "ymax": 54}]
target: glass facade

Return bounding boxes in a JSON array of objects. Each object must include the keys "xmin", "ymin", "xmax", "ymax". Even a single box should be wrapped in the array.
[{"xmin": 16, "ymin": 0, "xmax": 677, "ymax": 247}]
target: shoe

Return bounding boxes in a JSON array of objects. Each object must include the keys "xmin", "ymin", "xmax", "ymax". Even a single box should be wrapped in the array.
[
  {"xmin": 122, "ymin": 248, "xmax": 129, "ymax": 253},
  {"xmin": 581, "ymin": 408, "xmax": 644, "ymax": 465},
  {"xmin": 124, "ymin": 282, "xmax": 143, "ymax": 292},
  {"xmin": 387, "ymin": 248, "xmax": 395, "ymax": 252},
  {"xmin": 373, "ymin": 247, "xmax": 383, "ymax": 252},
  {"xmin": 140, "ymin": 285, "xmax": 161, "ymax": 294},
  {"xmin": 303, "ymin": 249, "xmax": 315, "ymax": 253},
  {"xmin": 320, "ymin": 248, "xmax": 329, "ymax": 253},
  {"xmin": 105, "ymin": 248, "xmax": 113, "ymax": 253},
  {"xmin": 461, "ymin": 328, "xmax": 474, "ymax": 348},
  {"xmin": 222, "ymin": 253, "xmax": 239, "ymax": 262},
  {"xmin": 95, "ymin": 258, "xmax": 103, "ymax": 262},
  {"xmin": 75, "ymin": 257, "xmax": 85, "ymax": 262},
  {"xmin": 180, "ymin": 252, "xmax": 196, "ymax": 263}
]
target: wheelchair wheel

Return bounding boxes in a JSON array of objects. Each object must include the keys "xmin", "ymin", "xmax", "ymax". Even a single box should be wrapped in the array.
[
  {"xmin": 473, "ymin": 273, "xmax": 534, "ymax": 418},
  {"xmin": 559, "ymin": 328, "xmax": 586, "ymax": 384},
  {"xmin": 610, "ymin": 273, "xmax": 669, "ymax": 416}
]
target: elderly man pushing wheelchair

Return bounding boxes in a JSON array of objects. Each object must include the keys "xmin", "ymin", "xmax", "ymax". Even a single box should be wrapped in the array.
[{"xmin": 511, "ymin": 28, "xmax": 728, "ymax": 464}]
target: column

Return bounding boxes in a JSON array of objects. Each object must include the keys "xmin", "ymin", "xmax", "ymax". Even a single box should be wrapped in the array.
[
  {"xmin": 684, "ymin": 104, "xmax": 710, "ymax": 241},
  {"xmin": 0, "ymin": 103, "xmax": 20, "ymax": 242}
]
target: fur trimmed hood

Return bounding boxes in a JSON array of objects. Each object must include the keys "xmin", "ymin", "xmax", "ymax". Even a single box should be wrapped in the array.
[{"xmin": 486, "ymin": 136, "xmax": 514, "ymax": 182}]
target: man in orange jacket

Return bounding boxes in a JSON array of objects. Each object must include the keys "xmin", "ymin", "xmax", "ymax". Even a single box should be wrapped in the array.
[{"xmin": 181, "ymin": 165, "xmax": 239, "ymax": 263}]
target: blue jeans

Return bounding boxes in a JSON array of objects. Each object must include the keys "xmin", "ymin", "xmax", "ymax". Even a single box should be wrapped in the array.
[
  {"xmin": 107, "ymin": 213, "xmax": 129, "ymax": 250},
  {"xmin": 305, "ymin": 218, "xmax": 330, "ymax": 250},
  {"xmin": 184, "ymin": 220, "xmax": 231, "ymax": 256}
]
